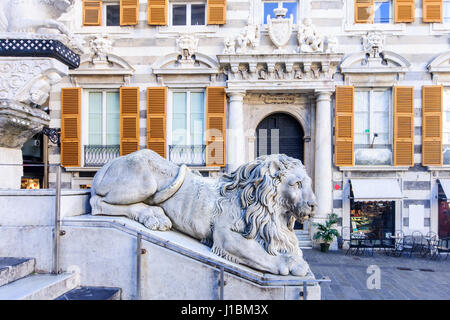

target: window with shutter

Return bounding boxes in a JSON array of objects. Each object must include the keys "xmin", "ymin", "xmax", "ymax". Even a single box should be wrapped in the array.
[
  {"xmin": 423, "ymin": 0, "xmax": 443, "ymax": 22},
  {"xmin": 393, "ymin": 86, "xmax": 414, "ymax": 166},
  {"xmin": 206, "ymin": 0, "xmax": 226, "ymax": 24},
  {"xmin": 147, "ymin": 87, "xmax": 167, "ymax": 158},
  {"xmin": 148, "ymin": 0, "xmax": 168, "ymax": 25},
  {"xmin": 120, "ymin": 0, "xmax": 139, "ymax": 25},
  {"xmin": 443, "ymin": 88, "xmax": 450, "ymax": 164},
  {"xmin": 355, "ymin": 0, "xmax": 374, "ymax": 23},
  {"xmin": 120, "ymin": 87, "xmax": 140, "ymax": 156},
  {"xmin": 422, "ymin": 86, "xmax": 443, "ymax": 166},
  {"xmin": 61, "ymin": 88, "xmax": 81, "ymax": 167},
  {"xmin": 335, "ymin": 86, "xmax": 354, "ymax": 166},
  {"xmin": 206, "ymin": 87, "xmax": 226, "ymax": 167},
  {"xmin": 83, "ymin": 1, "xmax": 103, "ymax": 26},
  {"xmin": 395, "ymin": 0, "xmax": 414, "ymax": 23}
]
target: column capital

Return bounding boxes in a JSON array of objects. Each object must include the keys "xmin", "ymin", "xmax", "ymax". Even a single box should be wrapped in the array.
[
  {"xmin": 226, "ymin": 89, "xmax": 246, "ymax": 100},
  {"xmin": 314, "ymin": 90, "xmax": 334, "ymax": 101}
]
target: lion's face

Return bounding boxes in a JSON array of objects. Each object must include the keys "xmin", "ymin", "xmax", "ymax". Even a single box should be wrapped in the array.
[{"xmin": 278, "ymin": 165, "xmax": 317, "ymax": 223}]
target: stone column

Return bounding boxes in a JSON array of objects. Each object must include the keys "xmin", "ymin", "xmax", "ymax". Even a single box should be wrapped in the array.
[
  {"xmin": 313, "ymin": 90, "xmax": 333, "ymax": 221},
  {"xmin": 226, "ymin": 90, "xmax": 246, "ymax": 173}
]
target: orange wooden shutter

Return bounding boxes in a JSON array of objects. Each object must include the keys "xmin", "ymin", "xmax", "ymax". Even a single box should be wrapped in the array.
[
  {"xmin": 206, "ymin": 87, "xmax": 226, "ymax": 167},
  {"xmin": 335, "ymin": 86, "xmax": 354, "ymax": 167},
  {"xmin": 394, "ymin": 87, "xmax": 414, "ymax": 166},
  {"xmin": 83, "ymin": 1, "xmax": 102, "ymax": 26},
  {"xmin": 147, "ymin": 87, "xmax": 167, "ymax": 158},
  {"xmin": 422, "ymin": 86, "xmax": 443, "ymax": 166},
  {"xmin": 120, "ymin": 0, "xmax": 139, "ymax": 25},
  {"xmin": 61, "ymin": 88, "xmax": 81, "ymax": 167},
  {"xmin": 147, "ymin": 0, "xmax": 167, "ymax": 25},
  {"xmin": 395, "ymin": 0, "xmax": 415, "ymax": 22},
  {"xmin": 423, "ymin": 0, "xmax": 443, "ymax": 22},
  {"xmin": 207, "ymin": 0, "xmax": 227, "ymax": 25},
  {"xmin": 120, "ymin": 87, "xmax": 140, "ymax": 156},
  {"xmin": 355, "ymin": 0, "xmax": 374, "ymax": 23}
]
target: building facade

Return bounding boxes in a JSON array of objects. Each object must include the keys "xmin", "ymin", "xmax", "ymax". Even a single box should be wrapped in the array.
[{"xmin": 46, "ymin": 0, "xmax": 450, "ymax": 241}]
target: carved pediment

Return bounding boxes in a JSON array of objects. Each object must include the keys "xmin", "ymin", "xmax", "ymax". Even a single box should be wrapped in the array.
[
  {"xmin": 340, "ymin": 51, "xmax": 410, "ymax": 74},
  {"xmin": 428, "ymin": 50, "xmax": 450, "ymax": 84},
  {"xmin": 428, "ymin": 50, "xmax": 450, "ymax": 73},
  {"xmin": 152, "ymin": 52, "xmax": 219, "ymax": 75}
]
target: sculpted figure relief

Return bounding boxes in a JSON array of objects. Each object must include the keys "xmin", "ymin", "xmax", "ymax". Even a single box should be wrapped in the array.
[
  {"xmin": 297, "ymin": 18, "xmax": 324, "ymax": 53},
  {"xmin": 0, "ymin": 0, "xmax": 74, "ymax": 35},
  {"xmin": 90, "ymin": 149, "xmax": 317, "ymax": 276}
]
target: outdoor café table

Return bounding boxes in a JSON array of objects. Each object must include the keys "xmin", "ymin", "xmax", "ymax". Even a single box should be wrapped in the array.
[
  {"xmin": 386, "ymin": 235, "xmax": 403, "ymax": 257},
  {"xmin": 349, "ymin": 233, "xmax": 366, "ymax": 255}
]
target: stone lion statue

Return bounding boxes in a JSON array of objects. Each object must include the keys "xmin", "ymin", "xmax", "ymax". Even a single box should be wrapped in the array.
[
  {"xmin": 90, "ymin": 149, "xmax": 317, "ymax": 276},
  {"xmin": 0, "ymin": 0, "xmax": 74, "ymax": 35}
]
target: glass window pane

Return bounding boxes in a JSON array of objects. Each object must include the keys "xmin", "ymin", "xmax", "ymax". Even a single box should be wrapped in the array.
[
  {"xmin": 374, "ymin": 1, "xmax": 391, "ymax": 24},
  {"xmin": 191, "ymin": 4, "xmax": 205, "ymax": 25},
  {"xmin": 444, "ymin": 1, "xmax": 450, "ymax": 23},
  {"xmin": 264, "ymin": 2, "xmax": 278, "ymax": 24},
  {"xmin": 372, "ymin": 90, "xmax": 390, "ymax": 145},
  {"xmin": 172, "ymin": 4, "xmax": 187, "ymax": 26},
  {"xmin": 89, "ymin": 92, "xmax": 103, "ymax": 145},
  {"xmin": 172, "ymin": 92, "xmax": 187, "ymax": 145},
  {"xmin": 354, "ymin": 91, "xmax": 370, "ymax": 145},
  {"xmin": 106, "ymin": 92, "xmax": 120, "ymax": 145},
  {"xmin": 106, "ymin": 5, "xmax": 120, "ymax": 26},
  {"xmin": 190, "ymin": 92, "xmax": 204, "ymax": 145},
  {"xmin": 283, "ymin": 2, "xmax": 297, "ymax": 24}
]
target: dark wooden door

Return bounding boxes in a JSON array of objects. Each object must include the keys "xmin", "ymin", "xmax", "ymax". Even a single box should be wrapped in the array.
[{"xmin": 256, "ymin": 113, "xmax": 304, "ymax": 162}]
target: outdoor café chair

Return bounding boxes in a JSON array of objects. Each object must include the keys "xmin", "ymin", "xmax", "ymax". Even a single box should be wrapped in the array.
[
  {"xmin": 420, "ymin": 231, "xmax": 438, "ymax": 258},
  {"xmin": 433, "ymin": 238, "xmax": 450, "ymax": 261},
  {"xmin": 385, "ymin": 230, "xmax": 404, "ymax": 257}
]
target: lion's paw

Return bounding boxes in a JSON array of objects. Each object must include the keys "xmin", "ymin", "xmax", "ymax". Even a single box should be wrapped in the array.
[
  {"xmin": 278, "ymin": 254, "xmax": 309, "ymax": 276},
  {"xmin": 134, "ymin": 206, "xmax": 172, "ymax": 231}
]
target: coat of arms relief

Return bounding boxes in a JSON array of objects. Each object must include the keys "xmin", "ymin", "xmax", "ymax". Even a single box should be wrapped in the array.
[{"xmin": 267, "ymin": 5, "xmax": 293, "ymax": 53}]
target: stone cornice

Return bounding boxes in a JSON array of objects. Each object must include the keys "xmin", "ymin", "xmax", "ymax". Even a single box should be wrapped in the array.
[{"xmin": 217, "ymin": 53, "xmax": 343, "ymax": 92}]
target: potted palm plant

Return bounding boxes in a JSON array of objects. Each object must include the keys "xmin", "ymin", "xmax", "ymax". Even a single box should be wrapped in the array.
[{"xmin": 313, "ymin": 213, "xmax": 340, "ymax": 253}]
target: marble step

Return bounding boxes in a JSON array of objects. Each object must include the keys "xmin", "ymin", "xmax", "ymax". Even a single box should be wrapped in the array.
[
  {"xmin": 55, "ymin": 286, "xmax": 121, "ymax": 300},
  {"xmin": 298, "ymin": 240, "xmax": 313, "ymax": 249},
  {"xmin": 0, "ymin": 272, "xmax": 79, "ymax": 300},
  {"xmin": 0, "ymin": 258, "xmax": 35, "ymax": 287}
]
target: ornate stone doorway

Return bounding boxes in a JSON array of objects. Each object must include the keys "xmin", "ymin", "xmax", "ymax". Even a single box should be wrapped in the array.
[
  {"xmin": 256, "ymin": 112, "xmax": 306, "ymax": 231},
  {"xmin": 256, "ymin": 112, "xmax": 304, "ymax": 163}
]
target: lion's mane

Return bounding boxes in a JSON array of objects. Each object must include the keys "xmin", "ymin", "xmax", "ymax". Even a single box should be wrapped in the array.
[{"xmin": 213, "ymin": 154, "xmax": 305, "ymax": 257}]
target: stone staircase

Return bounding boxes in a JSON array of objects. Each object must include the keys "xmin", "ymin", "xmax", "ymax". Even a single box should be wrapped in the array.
[
  {"xmin": 0, "ymin": 257, "xmax": 121, "ymax": 300},
  {"xmin": 296, "ymin": 230, "xmax": 313, "ymax": 249}
]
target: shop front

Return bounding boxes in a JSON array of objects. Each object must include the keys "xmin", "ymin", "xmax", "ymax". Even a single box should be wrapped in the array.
[
  {"xmin": 437, "ymin": 179, "xmax": 450, "ymax": 238},
  {"xmin": 349, "ymin": 179, "xmax": 402, "ymax": 239}
]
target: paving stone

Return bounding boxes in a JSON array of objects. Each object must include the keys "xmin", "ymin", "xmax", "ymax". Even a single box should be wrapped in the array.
[{"xmin": 303, "ymin": 249, "xmax": 450, "ymax": 300}]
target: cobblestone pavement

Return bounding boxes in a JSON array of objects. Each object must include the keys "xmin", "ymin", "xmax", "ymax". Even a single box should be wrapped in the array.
[{"xmin": 302, "ymin": 249, "xmax": 450, "ymax": 300}]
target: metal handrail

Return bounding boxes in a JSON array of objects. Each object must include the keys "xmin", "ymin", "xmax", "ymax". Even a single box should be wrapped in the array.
[{"xmin": 0, "ymin": 163, "xmax": 63, "ymax": 274}]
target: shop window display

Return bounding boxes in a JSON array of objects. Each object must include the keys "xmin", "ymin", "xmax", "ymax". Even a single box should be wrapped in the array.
[
  {"xmin": 350, "ymin": 200, "xmax": 395, "ymax": 239},
  {"xmin": 439, "ymin": 200, "xmax": 450, "ymax": 238}
]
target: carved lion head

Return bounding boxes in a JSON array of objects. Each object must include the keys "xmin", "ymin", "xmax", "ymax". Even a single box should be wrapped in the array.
[{"xmin": 216, "ymin": 154, "xmax": 317, "ymax": 255}]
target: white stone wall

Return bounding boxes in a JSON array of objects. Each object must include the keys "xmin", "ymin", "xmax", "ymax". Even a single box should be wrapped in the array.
[{"xmin": 47, "ymin": 0, "xmax": 450, "ymax": 236}]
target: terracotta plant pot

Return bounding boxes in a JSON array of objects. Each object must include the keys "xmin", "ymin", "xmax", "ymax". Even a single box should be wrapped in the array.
[{"xmin": 320, "ymin": 243, "xmax": 330, "ymax": 253}]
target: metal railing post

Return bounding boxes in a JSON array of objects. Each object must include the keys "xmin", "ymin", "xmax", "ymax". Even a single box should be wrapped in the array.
[
  {"xmin": 302, "ymin": 281, "xmax": 308, "ymax": 300},
  {"xmin": 52, "ymin": 164, "xmax": 62, "ymax": 274},
  {"xmin": 219, "ymin": 266, "xmax": 224, "ymax": 300},
  {"xmin": 136, "ymin": 233, "xmax": 142, "ymax": 300}
]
